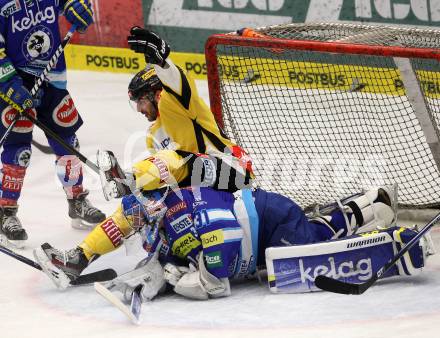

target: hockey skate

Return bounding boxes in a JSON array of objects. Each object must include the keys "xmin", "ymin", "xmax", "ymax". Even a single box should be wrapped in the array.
[
  {"xmin": 68, "ymin": 190, "xmax": 106, "ymax": 230},
  {"xmin": 310, "ymin": 185, "xmax": 396, "ymax": 238},
  {"xmin": 97, "ymin": 150, "xmax": 132, "ymax": 200},
  {"xmin": 33, "ymin": 243, "xmax": 89, "ymax": 289},
  {"xmin": 0, "ymin": 206, "xmax": 28, "ymax": 249}
]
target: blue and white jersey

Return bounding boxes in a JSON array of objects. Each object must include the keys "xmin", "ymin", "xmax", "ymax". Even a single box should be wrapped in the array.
[
  {"xmin": 161, "ymin": 187, "xmax": 260, "ymax": 280},
  {"xmin": 0, "ymin": 0, "xmax": 69, "ymax": 88}
]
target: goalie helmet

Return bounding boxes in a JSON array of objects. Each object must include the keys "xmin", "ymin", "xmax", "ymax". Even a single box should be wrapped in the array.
[
  {"xmin": 141, "ymin": 187, "xmax": 169, "ymax": 223},
  {"xmin": 122, "ymin": 187, "xmax": 169, "ymax": 231},
  {"xmin": 128, "ymin": 65, "xmax": 162, "ymax": 103}
]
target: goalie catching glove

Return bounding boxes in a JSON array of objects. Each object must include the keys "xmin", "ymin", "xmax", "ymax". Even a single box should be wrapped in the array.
[
  {"xmin": 163, "ymin": 252, "xmax": 231, "ymax": 300},
  {"xmin": 97, "ymin": 150, "xmax": 134, "ymax": 200},
  {"xmin": 127, "ymin": 27, "xmax": 170, "ymax": 67}
]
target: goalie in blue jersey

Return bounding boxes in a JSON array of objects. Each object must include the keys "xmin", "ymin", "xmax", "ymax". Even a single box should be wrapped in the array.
[{"xmin": 34, "ymin": 170, "xmax": 435, "ymax": 301}]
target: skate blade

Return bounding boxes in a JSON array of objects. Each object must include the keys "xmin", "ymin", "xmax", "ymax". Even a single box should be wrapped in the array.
[
  {"xmin": 71, "ymin": 218, "xmax": 96, "ymax": 230},
  {"xmin": 33, "ymin": 248, "xmax": 71, "ymax": 290},
  {"xmin": 0, "ymin": 234, "xmax": 26, "ymax": 249}
]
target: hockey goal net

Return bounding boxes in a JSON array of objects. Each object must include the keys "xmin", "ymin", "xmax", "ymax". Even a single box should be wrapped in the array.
[{"xmin": 205, "ymin": 23, "xmax": 440, "ymax": 210}]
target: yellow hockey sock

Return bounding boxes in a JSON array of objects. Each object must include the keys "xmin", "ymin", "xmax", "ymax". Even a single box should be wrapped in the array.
[{"xmin": 79, "ymin": 205, "xmax": 132, "ymax": 260}]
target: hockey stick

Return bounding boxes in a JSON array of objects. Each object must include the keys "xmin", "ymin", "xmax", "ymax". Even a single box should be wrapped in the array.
[
  {"xmin": 0, "ymin": 33, "xmax": 101, "ymax": 174},
  {"xmin": 0, "ymin": 241, "xmax": 117, "ymax": 285},
  {"xmin": 94, "ymin": 282, "xmax": 142, "ymax": 325},
  {"xmin": 0, "ymin": 238, "xmax": 42, "ymax": 270},
  {"xmin": 0, "ymin": 25, "xmax": 76, "ymax": 149},
  {"xmin": 314, "ymin": 211, "xmax": 440, "ymax": 295},
  {"xmin": 22, "ymin": 110, "xmax": 101, "ymax": 173},
  {"xmin": 32, "ymin": 139, "xmax": 52, "ymax": 154},
  {"xmin": 0, "ymin": 86, "xmax": 100, "ymax": 173}
]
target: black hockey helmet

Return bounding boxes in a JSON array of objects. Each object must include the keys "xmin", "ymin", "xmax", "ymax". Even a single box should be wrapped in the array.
[{"xmin": 128, "ymin": 65, "xmax": 162, "ymax": 102}]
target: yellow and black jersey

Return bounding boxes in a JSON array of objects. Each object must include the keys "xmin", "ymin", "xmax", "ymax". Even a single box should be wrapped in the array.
[
  {"xmin": 146, "ymin": 63, "xmax": 235, "ymax": 155},
  {"xmin": 134, "ymin": 60, "xmax": 253, "ymax": 192}
]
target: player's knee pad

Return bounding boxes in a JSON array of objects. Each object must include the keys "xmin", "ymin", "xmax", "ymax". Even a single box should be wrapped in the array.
[
  {"xmin": 310, "ymin": 186, "xmax": 396, "ymax": 238},
  {"xmin": 55, "ymin": 154, "xmax": 83, "ymax": 189},
  {"xmin": 1, "ymin": 143, "xmax": 32, "ymax": 167}
]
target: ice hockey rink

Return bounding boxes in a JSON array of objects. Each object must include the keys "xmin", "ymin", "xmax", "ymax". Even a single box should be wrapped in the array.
[{"xmin": 1, "ymin": 70, "xmax": 440, "ymax": 338}]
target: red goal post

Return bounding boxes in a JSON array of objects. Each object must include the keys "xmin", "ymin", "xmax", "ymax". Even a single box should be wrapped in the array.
[{"xmin": 205, "ymin": 23, "xmax": 440, "ymax": 210}]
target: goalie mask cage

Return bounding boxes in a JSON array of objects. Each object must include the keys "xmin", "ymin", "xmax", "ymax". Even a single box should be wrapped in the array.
[{"xmin": 205, "ymin": 23, "xmax": 440, "ymax": 211}]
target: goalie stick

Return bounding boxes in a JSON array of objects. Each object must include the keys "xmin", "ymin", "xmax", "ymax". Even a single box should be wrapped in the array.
[
  {"xmin": 0, "ymin": 240, "xmax": 117, "ymax": 285},
  {"xmin": 314, "ymin": 211, "xmax": 440, "ymax": 295},
  {"xmin": 94, "ymin": 282, "xmax": 142, "ymax": 325}
]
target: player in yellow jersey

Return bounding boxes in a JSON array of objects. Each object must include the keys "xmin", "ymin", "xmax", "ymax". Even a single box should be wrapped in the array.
[{"xmin": 119, "ymin": 26, "xmax": 254, "ymax": 195}]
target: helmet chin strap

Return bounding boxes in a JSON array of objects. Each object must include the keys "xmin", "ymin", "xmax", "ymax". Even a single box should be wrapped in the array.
[{"xmin": 145, "ymin": 90, "xmax": 159, "ymax": 112}]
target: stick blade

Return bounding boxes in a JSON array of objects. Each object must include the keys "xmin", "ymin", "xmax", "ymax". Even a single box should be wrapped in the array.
[
  {"xmin": 130, "ymin": 285, "xmax": 143, "ymax": 325},
  {"xmin": 71, "ymin": 269, "xmax": 117, "ymax": 285},
  {"xmin": 314, "ymin": 275, "xmax": 365, "ymax": 295},
  {"xmin": 94, "ymin": 282, "xmax": 141, "ymax": 325}
]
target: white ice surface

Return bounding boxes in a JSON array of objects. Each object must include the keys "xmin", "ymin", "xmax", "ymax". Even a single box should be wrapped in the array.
[{"xmin": 1, "ymin": 71, "xmax": 440, "ymax": 338}]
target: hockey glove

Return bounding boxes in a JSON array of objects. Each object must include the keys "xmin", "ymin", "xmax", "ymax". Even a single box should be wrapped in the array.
[
  {"xmin": 96, "ymin": 150, "xmax": 134, "ymax": 200},
  {"xmin": 127, "ymin": 27, "xmax": 170, "ymax": 67},
  {"xmin": 64, "ymin": 0, "xmax": 94, "ymax": 33},
  {"xmin": 0, "ymin": 75, "xmax": 34, "ymax": 111},
  {"xmin": 163, "ymin": 263, "xmax": 191, "ymax": 286}
]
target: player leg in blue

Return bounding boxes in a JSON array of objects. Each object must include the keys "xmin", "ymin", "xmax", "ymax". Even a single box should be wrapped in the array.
[
  {"xmin": 39, "ymin": 84, "xmax": 105, "ymax": 230},
  {"xmin": 254, "ymin": 186, "xmax": 396, "ymax": 265}
]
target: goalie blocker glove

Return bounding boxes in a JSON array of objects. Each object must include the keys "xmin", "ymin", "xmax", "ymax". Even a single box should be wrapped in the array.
[{"xmin": 127, "ymin": 27, "xmax": 170, "ymax": 67}]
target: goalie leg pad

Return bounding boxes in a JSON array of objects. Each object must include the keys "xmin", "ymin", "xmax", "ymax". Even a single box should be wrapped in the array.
[{"xmin": 265, "ymin": 226, "xmax": 430, "ymax": 293}]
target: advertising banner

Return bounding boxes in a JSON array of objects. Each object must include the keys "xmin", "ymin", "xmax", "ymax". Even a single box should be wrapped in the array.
[
  {"xmin": 60, "ymin": 0, "xmax": 143, "ymax": 47},
  {"xmin": 143, "ymin": 0, "xmax": 440, "ymax": 53}
]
